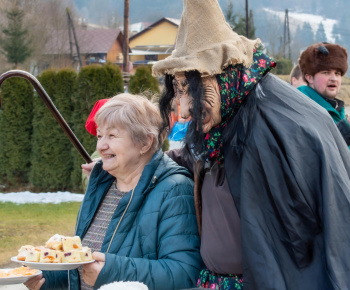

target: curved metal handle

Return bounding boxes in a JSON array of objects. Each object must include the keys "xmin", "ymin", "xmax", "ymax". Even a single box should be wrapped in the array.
[{"xmin": 0, "ymin": 70, "xmax": 92, "ymax": 163}]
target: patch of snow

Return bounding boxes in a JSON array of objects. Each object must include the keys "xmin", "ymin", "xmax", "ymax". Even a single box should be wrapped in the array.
[
  {"xmin": 0, "ymin": 191, "xmax": 84, "ymax": 204},
  {"xmin": 263, "ymin": 8, "xmax": 338, "ymax": 43}
]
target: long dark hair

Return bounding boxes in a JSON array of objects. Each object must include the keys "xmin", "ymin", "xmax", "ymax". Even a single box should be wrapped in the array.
[
  {"xmin": 158, "ymin": 70, "xmax": 206, "ymax": 158},
  {"xmin": 183, "ymin": 70, "xmax": 205, "ymax": 158},
  {"xmin": 159, "ymin": 74, "xmax": 176, "ymax": 132}
]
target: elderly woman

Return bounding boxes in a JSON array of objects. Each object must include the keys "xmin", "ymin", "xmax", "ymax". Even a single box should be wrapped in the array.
[{"xmin": 25, "ymin": 93, "xmax": 202, "ymax": 290}]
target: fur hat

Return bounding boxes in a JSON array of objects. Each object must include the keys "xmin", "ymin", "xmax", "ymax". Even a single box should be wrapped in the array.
[
  {"xmin": 152, "ymin": 0, "xmax": 261, "ymax": 77},
  {"xmin": 85, "ymin": 99, "xmax": 109, "ymax": 136},
  {"xmin": 299, "ymin": 42, "xmax": 348, "ymax": 78}
]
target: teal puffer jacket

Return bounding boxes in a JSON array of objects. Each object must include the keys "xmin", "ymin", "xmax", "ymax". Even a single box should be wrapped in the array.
[{"xmin": 42, "ymin": 150, "xmax": 202, "ymax": 290}]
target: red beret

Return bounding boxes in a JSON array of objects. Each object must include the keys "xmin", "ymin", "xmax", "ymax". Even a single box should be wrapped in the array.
[{"xmin": 85, "ymin": 99, "xmax": 109, "ymax": 136}]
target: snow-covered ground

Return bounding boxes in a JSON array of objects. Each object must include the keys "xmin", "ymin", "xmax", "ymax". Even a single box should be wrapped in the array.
[
  {"xmin": 0, "ymin": 191, "xmax": 82, "ymax": 289},
  {"xmin": 0, "ymin": 191, "xmax": 84, "ymax": 204}
]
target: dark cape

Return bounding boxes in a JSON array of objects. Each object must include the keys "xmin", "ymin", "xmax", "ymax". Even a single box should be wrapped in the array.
[{"xmin": 224, "ymin": 73, "xmax": 350, "ymax": 289}]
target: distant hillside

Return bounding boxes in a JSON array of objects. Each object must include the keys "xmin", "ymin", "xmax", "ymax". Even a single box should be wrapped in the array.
[
  {"xmin": 72, "ymin": 0, "xmax": 350, "ymax": 76},
  {"xmin": 73, "ymin": 0, "xmax": 348, "ymax": 24}
]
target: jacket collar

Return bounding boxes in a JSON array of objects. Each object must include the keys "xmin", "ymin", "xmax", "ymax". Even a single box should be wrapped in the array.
[{"xmin": 298, "ymin": 86, "xmax": 345, "ymax": 121}]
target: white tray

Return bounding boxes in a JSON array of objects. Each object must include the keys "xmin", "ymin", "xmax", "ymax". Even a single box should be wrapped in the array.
[
  {"xmin": 0, "ymin": 268, "xmax": 42, "ymax": 285},
  {"xmin": 11, "ymin": 256, "xmax": 94, "ymax": 271}
]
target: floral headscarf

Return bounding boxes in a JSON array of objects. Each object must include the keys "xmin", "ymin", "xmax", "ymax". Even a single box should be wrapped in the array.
[{"xmin": 203, "ymin": 50, "xmax": 276, "ymax": 164}]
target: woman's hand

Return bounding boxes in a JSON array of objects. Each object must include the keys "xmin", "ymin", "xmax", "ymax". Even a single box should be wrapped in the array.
[
  {"xmin": 24, "ymin": 274, "xmax": 45, "ymax": 290},
  {"xmin": 82, "ymin": 252, "xmax": 105, "ymax": 286}
]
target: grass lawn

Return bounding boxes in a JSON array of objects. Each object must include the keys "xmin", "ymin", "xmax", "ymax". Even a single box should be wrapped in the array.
[{"xmin": 0, "ymin": 202, "xmax": 81, "ymax": 267}]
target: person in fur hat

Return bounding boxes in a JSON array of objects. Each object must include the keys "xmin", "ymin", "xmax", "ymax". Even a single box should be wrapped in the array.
[
  {"xmin": 298, "ymin": 42, "xmax": 350, "ymax": 147},
  {"xmin": 152, "ymin": 0, "xmax": 350, "ymax": 289}
]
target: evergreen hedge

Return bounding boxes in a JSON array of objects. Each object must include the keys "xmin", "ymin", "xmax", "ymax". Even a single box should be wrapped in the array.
[
  {"xmin": 71, "ymin": 63, "xmax": 124, "ymax": 190},
  {"xmin": 274, "ymin": 58, "xmax": 294, "ymax": 75},
  {"xmin": 30, "ymin": 69, "xmax": 77, "ymax": 191},
  {"xmin": 128, "ymin": 65, "xmax": 160, "ymax": 98},
  {"xmin": 0, "ymin": 78, "xmax": 33, "ymax": 186}
]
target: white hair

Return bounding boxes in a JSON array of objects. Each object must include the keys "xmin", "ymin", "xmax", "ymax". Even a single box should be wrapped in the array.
[{"xmin": 95, "ymin": 93, "xmax": 166, "ymax": 153}]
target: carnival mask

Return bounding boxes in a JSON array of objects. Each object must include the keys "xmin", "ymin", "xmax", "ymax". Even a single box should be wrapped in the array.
[{"xmin": 173, "ymin": 72, "xmax": 221, "ymax": 134}]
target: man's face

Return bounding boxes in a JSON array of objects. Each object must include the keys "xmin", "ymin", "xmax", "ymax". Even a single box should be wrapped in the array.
[
  {"xmin": 305, "ymin": 69, "xmax": 342, "ymax": 99},
  {"xmin": 173, "ymin": 72, "xmax": 221, "ymax": 133},
  {"xmin": 291, "ymin": 76, "xmax": 307, "ymax": 89}
]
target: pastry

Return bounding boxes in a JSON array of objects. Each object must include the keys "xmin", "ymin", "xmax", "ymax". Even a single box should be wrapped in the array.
[
  {"xmin": 80, "ymin": 247, "xmax": 92, "ymax": 262},
  {"xmin": 40, "ymin": 250, "xmax": 62, "ymax": 263},
  {"xmin": 62, "ymin": 250, "xmax": 81, "ymax": 263},
  {"xmin": 62, "ymin": 236, "xmax": 82, "ymax": 251}
]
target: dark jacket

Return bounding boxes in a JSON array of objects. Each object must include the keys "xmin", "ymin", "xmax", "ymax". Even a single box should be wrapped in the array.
[
  {"xmin": 42, "ymin": 150, "xmax": 203, "ymax": 290},
  {"xmin": 170, "ymin": 73, "xmax": 350, "ymax": 290},
  {"xmin": 298, "ymin": 85, "xmax": 350, "ymax": 147}
]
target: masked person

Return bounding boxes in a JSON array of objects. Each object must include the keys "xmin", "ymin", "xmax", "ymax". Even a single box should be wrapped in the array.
[{"xmin": 152, "ymin": 0, "xmax": 350, "ymax": 289}]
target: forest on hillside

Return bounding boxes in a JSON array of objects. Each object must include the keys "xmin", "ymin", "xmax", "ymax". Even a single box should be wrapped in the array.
[
  {"xmin": 73, "ymin": 0, "xmax": 347, "ymax": 23},
  {"xmin": 73, "ymin": 0, "xmax": 350, "ymax": 66},
  {"xmin": 0, "ymin": 0, "xmax": 349, "ymax": 73}
]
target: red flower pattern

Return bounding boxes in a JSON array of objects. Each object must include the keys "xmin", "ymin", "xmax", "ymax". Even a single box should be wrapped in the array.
[{"xmin": 202, "ymin": 51, "xmax": 276, "ymax": 164}]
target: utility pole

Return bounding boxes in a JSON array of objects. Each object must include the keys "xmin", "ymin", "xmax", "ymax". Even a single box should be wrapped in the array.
[
  {"xmin": 123, "ymin": 0, "xmax": 129, "ymax": 73},
  {"xmin": 245, "ymin": 0, "xmax": 249, "ymax": 38},
  {"xmin": 283, "ymin": 8, "xmax": 291, "ymax": 59},
  {"xmin": 66, "ymin": 8, "xmax": 82, "ymax": 69}
]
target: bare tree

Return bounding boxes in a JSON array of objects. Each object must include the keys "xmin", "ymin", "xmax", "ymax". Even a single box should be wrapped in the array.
[{"xmin": 0, "ymin": 0, "xmax": 76, "ymax": 73}]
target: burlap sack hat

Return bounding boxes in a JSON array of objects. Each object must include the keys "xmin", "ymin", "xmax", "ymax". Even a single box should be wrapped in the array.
[
  {"xmin": 299, "ymin": 42, "xmax": 348, "ymax": 79},
  {"xmin": 152, "ymin": 0, "xmax": 261, "ymax": 77}
]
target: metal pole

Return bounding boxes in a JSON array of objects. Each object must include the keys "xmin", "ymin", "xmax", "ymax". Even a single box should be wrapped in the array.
[
  {"xmin": 245, "ymin": 0, "xmax": 249, "ymax": 38},
  {"xmin": 123, "ymin": 0, "xmax": 129, "ymax": 73},
  {"xmin": 0, "ymin": 70, "xmax": 92, "ymax": 163}
]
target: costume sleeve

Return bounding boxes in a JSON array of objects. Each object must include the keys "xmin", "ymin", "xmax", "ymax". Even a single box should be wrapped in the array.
[
  {"xmin": 41, "ymin": 270, "xmax": 68, "ymax": 290},
  {"xmin": 336, "ymin": 118, "xmax": 350, "ymax": 146},
  {"xmin": 166, "ymin": 147, "xmax": 195, "ymax": 174},
  {"xmin": 94, "ymin": 182, "xmax": 202, "ymax": 290}
]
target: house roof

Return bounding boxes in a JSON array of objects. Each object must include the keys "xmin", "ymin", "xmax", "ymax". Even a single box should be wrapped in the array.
[
  {"xmin": 44, "ymin": 28, "xmax": 123, "ymax": 55},
  {"xmin": 129, "ymin": 17, "xmax": 180, "ymax": 41},
  {"xmin": 120, "ymin": 22, "xmax": 152, "ymax": 35}
]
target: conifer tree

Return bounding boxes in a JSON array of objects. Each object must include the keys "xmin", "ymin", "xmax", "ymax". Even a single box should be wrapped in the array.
[
  {"xmin": 248, "ymin": 10, "xmax": 256, "ymax": 39},
  {"xmin": 300, "ymin": 22, "xmax": 314, "ymax": 48},
  {"xmin": 0, "ymin": 78, "xmax": 33, "ymax": 186},
  {"xmin": 0, "ymin": 4, "xmax": 32, "ymax": 68},
  {"xmin": 315, "ymin": 22, "xmax": 327, "ymax": 42},
  {"xmin": 30, "ymin": 69, "xmax": 77, "ymax": 191},
  {"xmin": 128, "ymin": 66, "xmax": 160, "ymax": 97},
  {"xmin": 224, "ymin": 1, "xmax": 256, "ymax": 39}
]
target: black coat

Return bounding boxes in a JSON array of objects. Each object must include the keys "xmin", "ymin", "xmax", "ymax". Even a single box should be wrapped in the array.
[{"xmin": 224, "ymin": 73, "xmax": 350, "ymax": 289}]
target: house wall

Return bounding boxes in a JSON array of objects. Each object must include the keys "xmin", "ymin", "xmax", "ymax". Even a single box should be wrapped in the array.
[
  {"xmin": 129, "ymin": 21, "xmax": 178, "ymax": 63},
  {"xmin": 129, "ymin": 21, "xmax": 178, "ymax": 47},
  {"xmin": 107, "ymin": 39, "xmax": 123, "ymax": 63}
]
